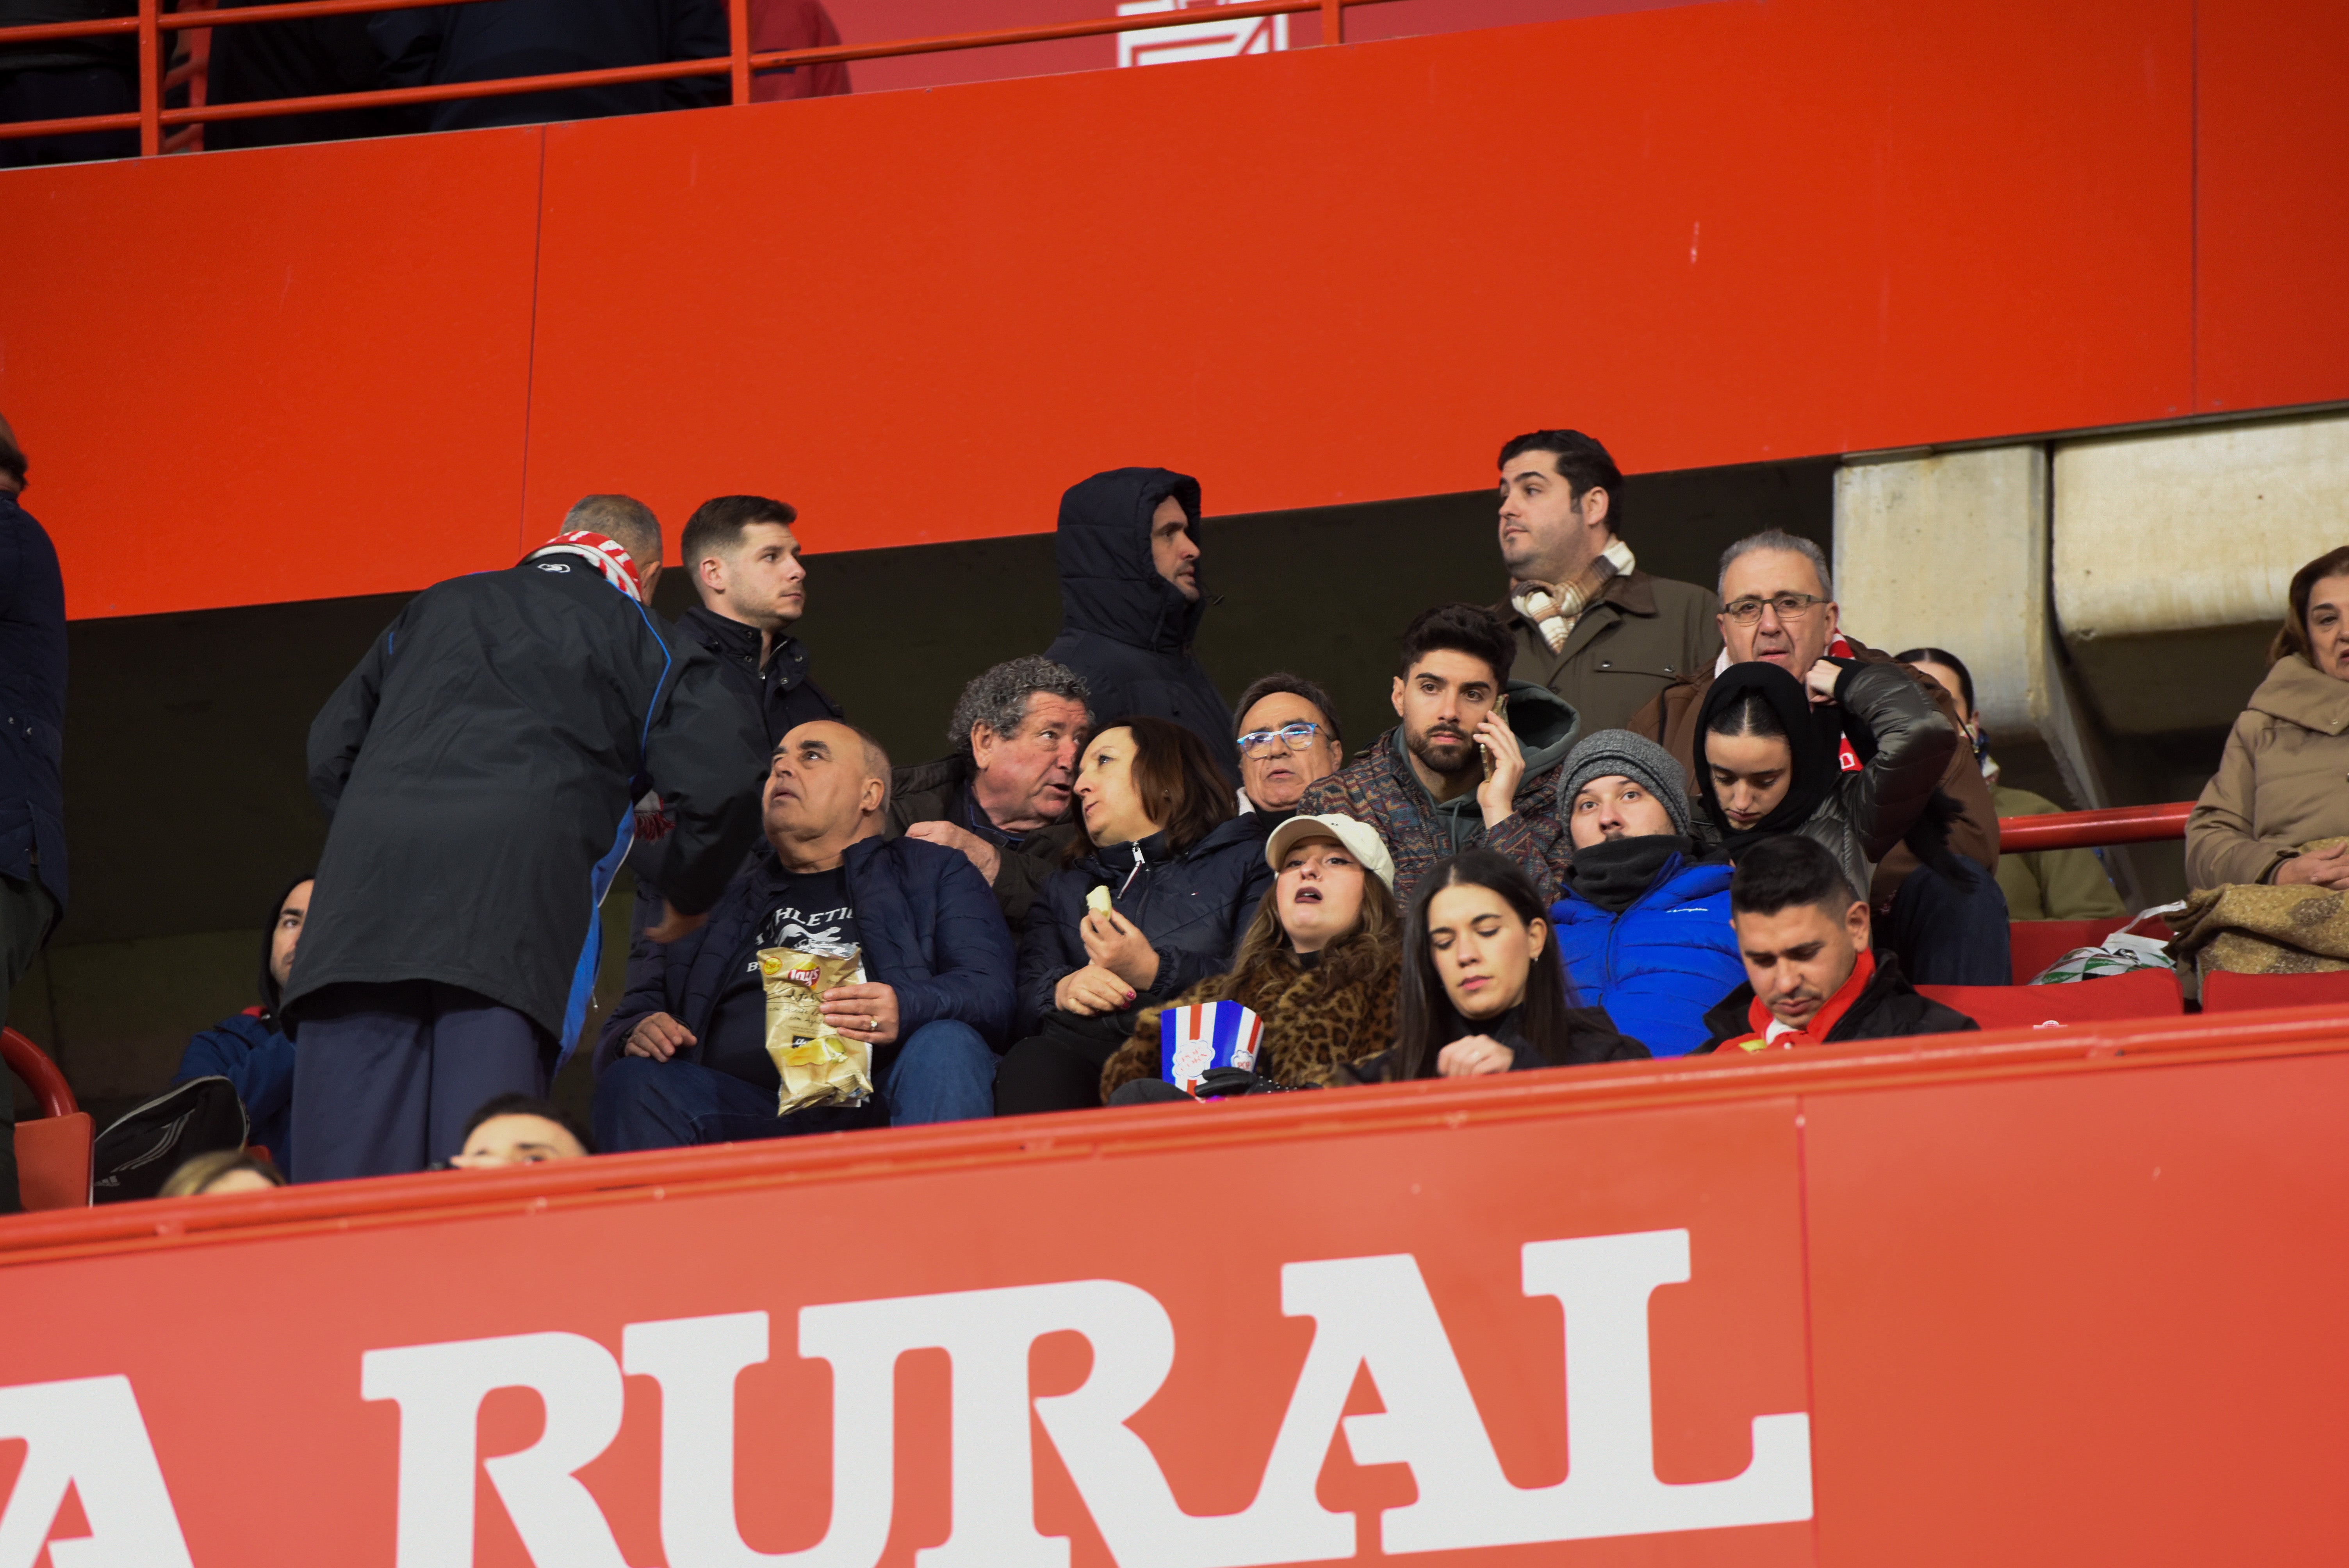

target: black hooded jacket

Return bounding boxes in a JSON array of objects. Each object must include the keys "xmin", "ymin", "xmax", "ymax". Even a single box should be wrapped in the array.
[
  {"xmin": 1696, "ymin": 951, "xmax": 1978, "ymax": 1053},
  {"xmin": 285, "ymin": 555, "xmax": 766, "ymax": 1054},
  {"xmin": 1043, "ymin": 468, "xmax": 1237, "ymax": 785}
]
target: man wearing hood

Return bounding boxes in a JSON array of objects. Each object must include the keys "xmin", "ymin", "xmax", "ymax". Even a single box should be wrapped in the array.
[
  {"xmin": 1044, "ymin": 467, "xmax": 1237, "ymax": 785},
  {"xmin": 286, "ymin": 495, "xmax": 765, "ymax": 1182},
  {"xmin": 1297, "ymin": 604, "xmax": 1580, "ymax": 904}
]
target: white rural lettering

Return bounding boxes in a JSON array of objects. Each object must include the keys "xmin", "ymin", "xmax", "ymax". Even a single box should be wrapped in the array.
[{"xmin": 359, "ymin": 1228, "xmax": 1812, "ymax": 1568}]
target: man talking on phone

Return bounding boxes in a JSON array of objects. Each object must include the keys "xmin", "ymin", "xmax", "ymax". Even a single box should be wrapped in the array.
[{"xmin": 1298, "ymin": 604, "xmax": 1581, "ymax": 903}]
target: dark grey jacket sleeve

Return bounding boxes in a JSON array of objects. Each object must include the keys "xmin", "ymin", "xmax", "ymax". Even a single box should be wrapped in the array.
[
  {"xmin": 642, "ymin": 650, "xmax": 767, "ymax": 917},
  {"xmin": 1834, "ymin": 660, "xmax": 1960, "ymax": 862},
  {"xmin": 307, "ymin": 613, "xmax": 402, "ymax": 821}
]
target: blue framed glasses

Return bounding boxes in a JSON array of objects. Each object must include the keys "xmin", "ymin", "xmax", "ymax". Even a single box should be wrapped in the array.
[{"xmin": 1237, "ymin": 721, "xmax": 1324, "ymax": 758}]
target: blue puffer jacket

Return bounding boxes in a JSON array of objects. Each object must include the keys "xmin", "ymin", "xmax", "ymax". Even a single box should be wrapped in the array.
[
  {"xmin": 599, "ymin": 833, "xmax": 1017, "ymax": 1069},
  {"xmin": 174, "ymin": 1011, "xmax": 297, "ymax": 1171},
  {"xmin": 1549, "ymin": 853, "xmax": 1743, "ymax": 1058},
  {"xmin": 1017, "ymin": 813, "xmax": 1275, "ymax": 1038}
]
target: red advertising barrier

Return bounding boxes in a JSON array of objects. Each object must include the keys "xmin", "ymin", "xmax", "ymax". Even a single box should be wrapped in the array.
[{"xmin": 1, "ymin": 1011, "xmax": 2344, "ymax": 1564}]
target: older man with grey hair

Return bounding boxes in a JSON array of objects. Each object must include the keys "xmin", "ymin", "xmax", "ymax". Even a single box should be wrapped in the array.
[
  {"xmin": 886, "ymin": 656, "xmax": 1092, "ymax": 931},
  {"xmin": 1626, "ymin": 528, "xmax": 2011, "ymax": 985}
]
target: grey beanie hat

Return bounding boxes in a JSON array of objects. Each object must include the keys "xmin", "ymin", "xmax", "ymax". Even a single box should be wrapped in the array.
[{"xmin": 1559, "ymin": 729, "xmax": 1691, "ymax": 837}]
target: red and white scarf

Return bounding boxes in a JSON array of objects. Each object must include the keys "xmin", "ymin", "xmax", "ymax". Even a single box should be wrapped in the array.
[
  {"xmin": 526, "ymin": 531, "xmax": 647, "ymax": 603},
  {"xmin": 1716, "ymin": 631, "xmax": 1861, "ymax": 772}
]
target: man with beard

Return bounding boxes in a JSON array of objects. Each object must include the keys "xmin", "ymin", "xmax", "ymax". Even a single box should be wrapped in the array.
[
  {"xmin": 1544, "ymin": 733, "xmax": 1741, "ymax": 1057},
  {"xmin": 1297, "ymin": 604, "xmax": 1579, "ymax": 904},
  {"xmin": 886, "ymin": 657, "xmax": 1091, "ymax": 932},
  {"xmin": 1701, "ymin": 834, "xmax": 1976, "ymax": 1055}
]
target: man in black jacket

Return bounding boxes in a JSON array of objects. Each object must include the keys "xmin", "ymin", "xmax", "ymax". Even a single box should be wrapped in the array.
[
  {"xmin": 1700, "ymin": 836, "xmax": 1976, "ymax": 1055},
  {"xmin": 887, "ymin": 656, "xmax": 1089, "ymax": 933},
  {"xmin": 595, "ymin": 720, "xmax": 1011, "ymax": 1149},
  {"xmin": 1043, "ymin": 467, "xmax": 1237, "ymax": 785},
  {"xmin": 369, "ymin": 0, "xmax": 728, "ymax": 134},
  {"xmin": 0, "ymin": 413, "xmax": 64, "ymax": 1214},
  {"xmin": 285, "ymin": 495, "xmax": 766, "ymax": 1181},
  {"xmin": 633, "ymin": 493, "xmax": 842, "ymax": 920}
]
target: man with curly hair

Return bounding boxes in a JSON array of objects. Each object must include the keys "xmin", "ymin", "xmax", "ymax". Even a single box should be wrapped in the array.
[{"xmin": 886, "ymin": 656, "xmax": 1093, "ymax": 931}]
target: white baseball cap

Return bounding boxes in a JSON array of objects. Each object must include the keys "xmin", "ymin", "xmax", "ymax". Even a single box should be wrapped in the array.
[{"xmin": 1264, "ymin": 813, "xmax": 1396, "ymax": 889}]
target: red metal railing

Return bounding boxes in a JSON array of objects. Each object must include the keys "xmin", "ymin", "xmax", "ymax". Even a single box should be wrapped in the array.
[
  {"xmin": 1997, "ymin": 801, "xmax": 2193, "ymax": 854},
  {"xmin": 0, "ymin": 0, "xmax": 1369, "ymax": 155}
]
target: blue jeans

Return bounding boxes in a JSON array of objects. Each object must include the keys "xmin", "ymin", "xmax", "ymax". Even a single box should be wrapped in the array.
[
  {"xmin": 594, "ymin": 1019, "xmax": 997, "ymax": 1153},
  {"xmin": 1883, "ymin": 854, "xmax": 2013, "ymax": 986}
]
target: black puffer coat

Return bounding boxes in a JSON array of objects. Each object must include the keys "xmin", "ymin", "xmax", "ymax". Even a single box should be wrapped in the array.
[
  {"xmin": 1043, "ymin": 468, "xmax": 1237, "ymax": 784},
  {"xmin": 287, "ymin": 555, "xmax": 766, "ymax": 1055},
  {"xmin": 1015, "ymin": 813, "xmax": 1274, "ymax": 1038}
]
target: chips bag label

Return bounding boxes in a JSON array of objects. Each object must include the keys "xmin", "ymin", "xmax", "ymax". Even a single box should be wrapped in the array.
[{"xmin": 759, "ymin": 945, "xmax": 872, "ymax": 1114}]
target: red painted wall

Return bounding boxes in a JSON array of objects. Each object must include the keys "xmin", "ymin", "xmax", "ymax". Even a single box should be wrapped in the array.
[
  {"xmin": 0, "ymin": 1020, "xmax": 2344, "ymax": 1563},
  {"xmin": 0, "ymin": 0, "xmax": 2341, "ymax": 618}
]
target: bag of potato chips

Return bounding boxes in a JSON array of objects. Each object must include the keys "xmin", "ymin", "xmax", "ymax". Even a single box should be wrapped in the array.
[{"xmin": 759, "ymin": 946, "xmax": 872, "ymax": 1114}]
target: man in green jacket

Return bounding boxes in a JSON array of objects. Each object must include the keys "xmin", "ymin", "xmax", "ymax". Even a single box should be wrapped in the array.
[{"xmin": 1489, "ymin": 429, "xmax": 1723, "ymax": 735}]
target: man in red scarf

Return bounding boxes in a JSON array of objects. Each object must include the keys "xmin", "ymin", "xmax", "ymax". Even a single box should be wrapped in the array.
[{"xmin": 1702, "ymin": 835, "xmax": 1977, "ymax": 1055}]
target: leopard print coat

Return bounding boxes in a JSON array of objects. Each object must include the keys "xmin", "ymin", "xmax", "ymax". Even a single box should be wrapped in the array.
[{"xmin": 1099, "ymin": 950, "xmax": 1401, "ymax": 1100}]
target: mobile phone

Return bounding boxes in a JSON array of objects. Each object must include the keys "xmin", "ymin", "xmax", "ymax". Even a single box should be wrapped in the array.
[{"xmin": 1480, "ymin": 694, "xmax": 1510, "ymax": 780}]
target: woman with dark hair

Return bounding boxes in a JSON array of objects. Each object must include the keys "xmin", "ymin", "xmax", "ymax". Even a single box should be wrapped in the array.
[
  {"xmin": 1347, "ymin": 850, "xmax": 1643, "ymax": 1082},
  {"xmin": 997, "ymin": 717, "xmax": 1274, "ymax": 1114},
  {"xmin": 2187, "ymin": 546, "xmax": 2349, "ymax": 889},
  {"xmin": 1696, "ymin": 659, "xmax": 1960, "ymax": 905},
  {"xmin": 172, "ymin": 875, "xmax": 311, "ymax": 1174},
  {"xmin": 1101, "ymin": 813, "xmax": 1403, "ymax": 1101}
]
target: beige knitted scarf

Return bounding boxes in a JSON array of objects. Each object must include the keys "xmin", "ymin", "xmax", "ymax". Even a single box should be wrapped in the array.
[{"xmin": 1511, "ymin": 538, "xmax": 1636, "ymax": 653}]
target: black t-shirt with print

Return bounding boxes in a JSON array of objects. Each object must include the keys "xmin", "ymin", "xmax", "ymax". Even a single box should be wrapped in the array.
[{"xmin": 700, "ymin": 867, "xmax": 861, "ymax": 1089}]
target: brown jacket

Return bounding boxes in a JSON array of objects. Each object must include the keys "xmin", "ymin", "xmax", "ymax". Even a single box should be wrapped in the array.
[
  {"xmin": 2186, "ymin": 654, "xmax": 2349, "ymax": 888},
  {"xmin": 1100, "ymin": 950, "xmax": 1401, "ymax": 1099},
  {"xmin": 1494, "ymin": 570, "xmax": 1723, "ymax": 737},
  {"xmin": 1624, "ymin": 634, "xmax": 2000, "ymax": 903}
]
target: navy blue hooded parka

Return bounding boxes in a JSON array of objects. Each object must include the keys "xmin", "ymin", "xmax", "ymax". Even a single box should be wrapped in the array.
[{"xmin": 1044, "ymin": 468, "xmax": 1237, "ymax": 785}]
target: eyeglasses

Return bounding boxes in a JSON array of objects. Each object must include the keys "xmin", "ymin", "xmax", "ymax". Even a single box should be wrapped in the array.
[
  {"xmin": 1722, "ymin": 593, "xmax": 1829, "ymax": 626},
  {"xmin": 1237, "ymin": 721, "xmax": 1325, "ymax": 757}
]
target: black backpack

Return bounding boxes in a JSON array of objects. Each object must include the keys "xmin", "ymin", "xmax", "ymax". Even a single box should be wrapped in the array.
[{"xmin": 92, "ymin": 1077, "xmax": 250, "ymax": 1204}]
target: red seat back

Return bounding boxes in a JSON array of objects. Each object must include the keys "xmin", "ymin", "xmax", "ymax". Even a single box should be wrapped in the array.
[
  {"xmin": 2201, "ymin": 969, "xmax": 2349, "ymax": 1012},
  {"xmin": 1919, "ymin": 968, "xmax": 2185, "ymax": 1030},
  {"xmin": 3, "ymin": 1026, "xmax": 92, "ymax": 1211},
  {"xmin": 2009, "ymin": 917, "xmax": 2135, "ymax": 982}
]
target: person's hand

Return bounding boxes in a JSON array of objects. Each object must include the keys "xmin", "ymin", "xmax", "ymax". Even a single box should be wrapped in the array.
[
  {"xmin": 905, "ymin": 820, "xmax": 1002, "ymax": 884},
  {"xmin": 1473, "ymin": 713, "xmax": 1526, "ymax": 829},
  {"xmin": 1081, "ymin": 909, "xmax": 1162, "ymax": 989},
  {"xmin": 645, "ymin": 905, "xmax": 709, "ymax": 944},
  {"xmin": 625, "ymin": 1011, "xmax": 696, "ymax": 1062},
  {"xmin": 820, "ymin": 981, "xmax": 901, "ymax": 1046},
  {"xmin": 1803, "ymin": 658, "xmax": 1843, "ymax": 705},
  {"xmin": 1055, "ymin": 963, "xmax": 1136, "ymax": 1017},
  {"xmin": 2274, "ymin": 843, "xmax": 2349, "ymax": 888},
  {"xmin": 1436, "ymin": 1034, "xmax": 1516, "ymax": 1077}
]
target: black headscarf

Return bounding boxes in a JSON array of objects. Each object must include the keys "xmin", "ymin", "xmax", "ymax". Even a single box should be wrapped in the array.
[
  {"xmin": 1694, "ymin": 662, "xmax": 1843, "ymax": 855},
  {"xmin": 256, "ymin": 873, "xmax": 314, "ymax": 1026}
]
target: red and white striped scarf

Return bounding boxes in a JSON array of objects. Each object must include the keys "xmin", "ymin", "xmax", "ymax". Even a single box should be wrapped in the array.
[
  {"xmin": 525, "ymin": 531, "xmax": 647, "ymax": 603},
  {"xmin": 1716, "ymin": 632, "xmax": 1862, "ymax": 771}
]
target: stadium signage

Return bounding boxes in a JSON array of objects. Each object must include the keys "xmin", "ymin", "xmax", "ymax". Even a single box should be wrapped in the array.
[{"xmin": 0, "ymin": 1227, "xmax": 1807, "ymax": 1568}]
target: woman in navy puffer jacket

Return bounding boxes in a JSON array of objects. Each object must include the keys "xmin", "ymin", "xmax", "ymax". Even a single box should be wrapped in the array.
[{"xmin": 1000, "ymin": 718, "xmax": 1272, "ymax": 1114}]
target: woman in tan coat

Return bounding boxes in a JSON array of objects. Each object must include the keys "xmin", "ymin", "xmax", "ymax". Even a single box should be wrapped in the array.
[{"xmin": 2187, "ymin": 546, "xmax": 2349, "ymax": 889}]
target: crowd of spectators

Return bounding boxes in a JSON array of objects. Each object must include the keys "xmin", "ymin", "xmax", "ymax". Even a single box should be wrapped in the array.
[
  {"xmin": 9, "ymin": 402, "xmax": 2340, "ymax": 1212},
  {"xmin": 0, "ymin": 0, "xmax": 848, "ymax": 167}
]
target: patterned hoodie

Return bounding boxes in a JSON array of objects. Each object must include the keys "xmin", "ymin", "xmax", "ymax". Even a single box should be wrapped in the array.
[{"xmin": 1296, "ymin": 680, "xmax": 1581, "ymax": 905}]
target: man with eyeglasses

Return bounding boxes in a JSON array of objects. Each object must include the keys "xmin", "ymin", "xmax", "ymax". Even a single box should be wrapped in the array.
[
  {"xmin": 1231, "ymin": 673, "xmax": 1345, "ymax": 824},
  {"xmin": 1628, "ymin": 529, "xmax": 2010, "ymax": 985},
  {"xmin": 1492, "ymin": 429, "xmax": 1722, "ymax": 734}
]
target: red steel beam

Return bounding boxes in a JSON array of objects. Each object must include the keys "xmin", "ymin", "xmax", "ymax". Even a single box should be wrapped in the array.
[
  {"xmin": 0, "ymin": 0, "xmax": 1381, "ymax": 142},
  {"xmin": 1998, "ymin": 801, "xmax": 2194, "ymax": 853}
]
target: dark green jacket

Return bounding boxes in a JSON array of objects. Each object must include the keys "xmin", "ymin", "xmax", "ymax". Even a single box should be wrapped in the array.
[{"xmin": 1494, "ymin": 569, "xmax": 1722, "ymax": 738}]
